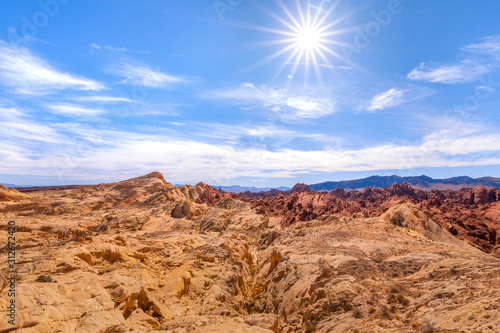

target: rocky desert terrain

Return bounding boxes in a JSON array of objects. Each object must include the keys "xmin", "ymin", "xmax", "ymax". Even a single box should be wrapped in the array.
[{"xmin": 1, "ymin": 172, "xmax": 500, "ymax": 332}]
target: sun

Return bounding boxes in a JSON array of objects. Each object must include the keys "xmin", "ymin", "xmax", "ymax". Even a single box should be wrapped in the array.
[
  {"xmin": 295, "ymin": 26, "xmax": 321, "ymax": 51},
  {"xmin": 246, "ymin": 0, "xmax": 351, "ymax": 84}
]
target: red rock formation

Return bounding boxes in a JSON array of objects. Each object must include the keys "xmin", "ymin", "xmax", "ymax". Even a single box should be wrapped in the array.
[
  {"xmin": 246, "ymin": 182, "xmax": 500, "ymax": 253},
  {"xmin": 290, "ymin": 183, "xmax": 313, "ymax": 193}
]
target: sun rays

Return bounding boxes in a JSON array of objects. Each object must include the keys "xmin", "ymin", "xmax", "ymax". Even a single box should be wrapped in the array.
[{"xmin": 249, "ymin": 0, "xmax": 352, "ymax": 85}]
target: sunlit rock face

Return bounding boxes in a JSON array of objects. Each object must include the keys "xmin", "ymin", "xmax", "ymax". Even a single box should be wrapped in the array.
[
  {"xmin": 1, "ymin": 173, "xmax": 500, "ymax": 332},
  {"xmin": 0, "ymin": 185, "xmax": 28, "ymax": 202}
]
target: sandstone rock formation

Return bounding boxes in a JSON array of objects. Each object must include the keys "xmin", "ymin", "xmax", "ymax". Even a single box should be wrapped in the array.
[
  {"xmin": 1, "ymin": 173, "xmax": 500, "ymax": 332},
  {"xmin": 0, "ymin": 185, "xmax": 28, "ymax": 202}
]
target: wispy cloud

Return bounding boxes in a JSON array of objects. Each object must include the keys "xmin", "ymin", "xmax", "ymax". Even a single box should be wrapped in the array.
[
  {"xmin": 461, "ymin": 35, "xmax": 500, "ymax": 59},
  {"xmin": 206, "ymin": 83, "xmax": 336, "ymax": 120},
  {"xmin": 2, "ymin": 121, "xmax": 498, "ymax": 184},
  {"xmin": 407, "ymin": 61, "xmax": 488, "ymax": 84},
  {"xmin": 6, "ymin": 27, "xmax": 54, "ymax": 46},
  {"xmin": 185, "ymin": 122, "xmax": 316, "ymax": 142},
  {"xmin": 109, "ymin": 63, "xmax": 185, "ymax": 88},
  {"xmin": 423, "ymin": 128, "xmax": 500, "ymax": 155},
  {"xmin": 74, "ymin": 96, "xmax": 139, "ymax": 103},
  {"xmin": 0, "ymin": 121, "xmax": 64, "ymax": 143},
  {"xmin": 476, "ymin": 85, "xmax": 495, "ymax": 93},
  {"xmin": 46, "ymin": 103, "xmax": 103, "ymax": 117},
  {"xmin": 0, "ymin": 106, "xmax": 25, "ymax": 120},
  {"xmin": 130, "ymin": 103, "xmax": 179, "ymax": 116},
  {"xmin": 407, "ymin": 35, "xmax": 500, "ymax": 84},
  {"xmin": 365, "ymin": 88, "xmax": 407, "ymax": 111},
  {"xmin": 90, "ymin": 43, "xmax": 149, "ymax": 54},
  {"xmin": 0, "ymin": 107, "xmax": 66, "ymax": 144},
  {"xmin": 0, "ymin": 40, "xmax": 104, "ymax": 94}
]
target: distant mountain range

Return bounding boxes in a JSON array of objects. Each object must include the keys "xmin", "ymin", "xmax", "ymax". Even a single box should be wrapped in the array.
[
  {"xmin": 216, "ymin": 175, "xmax": 500, "ymax": 194},
  {"xmin": 309, "ymin": 175, "xmax": 500, "ymax": 191},
  {"xmin": 1, "ymin": 183, "xmax": 40, "ymax": 188},
  {"xmin": 215, "ymin": 185, "xmax": 291, "ymax": 193},
  {"xmin": 3, "ymin": 175, "xmax": 500, "ymax": 193}
]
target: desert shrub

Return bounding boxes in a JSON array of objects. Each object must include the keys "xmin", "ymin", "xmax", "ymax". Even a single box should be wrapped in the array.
[
  {"xmin": 397, "ymin": 294, "xmax": 409, "ymax": 306},
  {"xmin": 353, "ymin": 308, "xmax": 363, "ymax": 318},
  {"xmin": 305, "ymin": 321, "xmax": 316, "ymax": 333},
  {"xmin": 41, "ymin": 225, "xmax": 53, "ymax": 232},
  {"xmin": 341, "ymin": 298, "xmax": 353, "ymax": 312},
  {"xmin": 420, "ymin": 321, "xmax": 435, "ymax": 333},
  {"xmin": 245, "ymin": 302, "xmax": 254, "ymax": 314},
  {"xmin": 380, "ymin": 305, "xmax": 391, "ymax": 319}
]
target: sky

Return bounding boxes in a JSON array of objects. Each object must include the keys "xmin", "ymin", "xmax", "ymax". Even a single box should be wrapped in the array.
[{"xmin": 0, "ymin": 0, "xmax": 500, "ymax": 187}]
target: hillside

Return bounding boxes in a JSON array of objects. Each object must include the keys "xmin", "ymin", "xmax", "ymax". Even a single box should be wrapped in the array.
[
  {"xmin": 217, "ymin": 186, "xmax": 291, "ymax": 194},
  {"xmin": 309, "ymin": 175, "xmax": 500, "ymax": 191}
]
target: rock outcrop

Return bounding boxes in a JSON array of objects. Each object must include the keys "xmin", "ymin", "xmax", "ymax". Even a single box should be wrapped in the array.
[
  {"xmin": 381, "ymin": 203, "xmax": 464, "ymax": 246},
  {"xmin": 290, "ymin": 183, "xmax": 313, "ymax": 193},
  {"xmin": 0, "ymin": 185, "xmax": 28, "ymax": 202}
]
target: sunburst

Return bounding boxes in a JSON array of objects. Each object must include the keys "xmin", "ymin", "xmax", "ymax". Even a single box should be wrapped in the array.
[
  {"xmin": 247, "ymin": 0, "xmax": 353, "ymax": 84},
  {"xmin": 295, "ymin": 26, "xmax": 321, "ymax": 51}
]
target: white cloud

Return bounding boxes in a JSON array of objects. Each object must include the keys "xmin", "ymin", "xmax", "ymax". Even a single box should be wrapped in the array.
[
  {"xmin": 0, "ymin": 121, "xmax": 65, "ymax": 143},
  {"xmin": 407, "ymin": 35, "xmax": 500, "ymax": 85},
  {"xmin": 421, "ymin": 128, "xmax": 500, "ymax": 155},
  {"xmin": 0, "ymin": 106, "xmax": 25, "ymax": 120},
  {"xmin": 74, "ymin": 96, "xmax": 139, "ymax": 103},
  {"xmin": 187, "ymin": 122, "xmax": 304, "ymax": 142},
  {"xmin": 90, "ymin": 43, "xmax": 148, "ymax": 54},
  {"xmin": 407, "ymin": 61, "xmax": 488, "ymax": 84},
  {"xmin": 0, "ymin": 40, "xmax": 104, "ymax": 94},
  {"xmin": 365, "ymin": 88, "xmax": 406, "ymax": 111},
  {"xmin": 461, "ymin": 35, "xmax": 500, "ymax": 58},
  {"xmin": 0, "ymin": 107, "xmax": 66, "ymax": 144},
  {"xmin": 206, "ymin": 83, "xmax": 336, "ymax": 119},
  {"xmin": 109, "ymin": 63, "xmax": 184, "ymax": 88},
  {"xmin": 285, "ymin": 97, "xmax": 333, "ymax": 118},
  {"xmin": 1, "ymin": 124, "xmax": 500, "ymax": 184},
  {"xmin": 47, "ymin": 103, "xmax": 103, "ymax": 117},
  {"xmin": 244, "ymin": 124, "xmax": 294, "ymax": 138},
  {"xmin": 476, "ymin": 85, "xmax": 495, "ymax": 93}
]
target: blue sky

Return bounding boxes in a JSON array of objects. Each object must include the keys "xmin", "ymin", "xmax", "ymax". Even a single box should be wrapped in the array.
[{"xmin": 0, "ymin": 0, "xmax": 500, "ymax": 187}]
